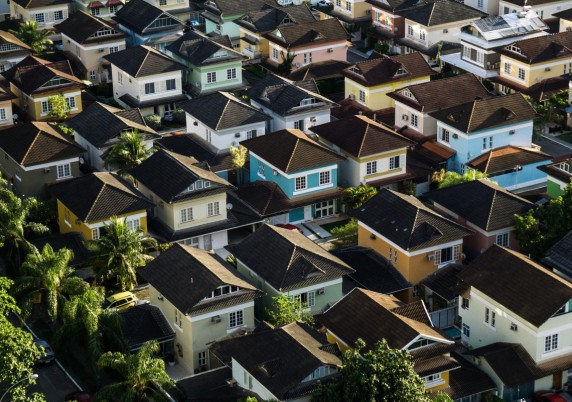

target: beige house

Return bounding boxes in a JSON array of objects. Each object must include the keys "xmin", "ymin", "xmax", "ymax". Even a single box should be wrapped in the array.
[
  {"xmin": 142, "ymin": 0, "xmax": 189, "ymax": 25},
  {"xmin": 10, "ymin": 0, "xmax": 70, "ymax": 29},
  {"xmin": 0, "ymin": 85, "xmax": 15, "ymax": 130},
  {"xmin": 72, "ymin": 0, "xmax": 124, "ymax": 18},
  {"xmin": 0, "ymin": 30, "xmax": 32, "ymax": 73}
]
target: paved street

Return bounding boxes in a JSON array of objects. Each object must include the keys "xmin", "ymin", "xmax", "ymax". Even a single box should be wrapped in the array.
[
  {"xmin": 29, "ymin": 362, "xmax": 79, "ymax": 402},
  {"xmin": 537, "ymin": 134, "xmax": 572, "ymax": 157}
]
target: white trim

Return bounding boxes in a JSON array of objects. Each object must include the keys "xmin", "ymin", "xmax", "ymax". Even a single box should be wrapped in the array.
[
  {"xmin": 21, "ymin": 157, "xmax": 79, "ymax": 172},
  {"xmin": 293, "ymin": 182, "xmax": 334, "ymax": 195},
  {"xmin": 291, "ymin": 42, "xmax": 347, "ymax": 53},
  {"xmin": 285, "ymin": 278, "xmax": 342, "ymax": 295},
  {"xmin": 506, "ymin": 177, "xmax": 547, "ymax": 191},
  {"xmin": 325, "ymin": 328, "xmax": 349, "ymax": 347},
  {"xmin": 190, "ymin": 300, "xmax": 254, "ymax": 322},
  {"xmin": 402, "ymin": 334, "xmax": 454, "ymax": 350},
  {"xmin": 34, "ymin": 91, "xmax": 82, "ymax": 103},
  {"xmin": 62, "ymin": 34, "xmax": 124, "ymax": 51},
  {"xmin": 250, "ymin": 152, "xmax": 337, "ymax": 179},
  {"xmin": 549, "ymin": 176, "xmax": 569, "ymax": 189},
  {"xmin": 436, "ymin": 120, "xmax": 533, "ymax": 139},
  {"xmin": 85, "ymin": 212, "xmax": 147, "ymax": 229}
]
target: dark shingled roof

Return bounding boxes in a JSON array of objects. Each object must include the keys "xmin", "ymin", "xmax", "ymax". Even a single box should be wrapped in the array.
[
  {"xmin": 429, "ymin": 93, "xmax": 537, "ymax": 133},
  {"xmin": 104, "ymin": 45, "xmax": 184, "ymax": 78},
  {"xmin": 179, "ymin": 92, "xmax": 269, "ymax": 131},
  {"xmin": 129, "ymin": 148, "xmax": 234, "ymax": 203},
  {"xmin": 49, "ymin": 172, "xmax": 154, "ymax": 223},
  {"xmin": 0, "ymin": 122, "xmax": 85, "ymax": 167},
  {"xmin": 352, "ymin": 189, "xmax": 472, "ymax": 251},
  {"xmin": 114, "ymin": 0, "xmax": 185, "ymax": 34},
  {"xmin": 264, "ymin": 18, "xmax": 348, "ymax": 48},
  {"xmin": 138, "ymin": 244, "xmax": 261, "ymax": 315},
  {"xmin": 288, "ymin": 60, "xmax": 351, "ymax": 81},
  {"xmin": 433, "ymin": 354, "xmax": 497, "ymax": 400},
  {"xmin": 227, "ymin": 224, "xmax": 354, "ymax": 291},
  {"xmin": 311, "ymin": 115, "xmax": 413, "ymax": 158},
  {"xmin": 467, "ymin": 146, "xmax": 551, "ymax": 174},
  {"xmin": 537, "ymin": 156, "xmax": 572, "ymax": 185},
  {"xmin": 0, "ymin": 30, "xmax": 31, "ymax": 52},
  {"xmin": 458, "ymin": 245, "xmax": 572, "ymax": 327},
  {"xmin": 120, "ymin": 304, "xmax": 174, "ymax": 351},
  {"xmin": 553, "ymin": 8, "xmax": 572, "ymax": 22},
  {"xmin": 496, "ymin": 31, "xmax": 572, "ymax": 64},
  {"xmin": 235, "ymin": 4, "xmax": 316, "ymax": 34},
  {"xmin": 202, "ymin": 0, "xmax": 267, "ymax": 17},
  {"xmin": 426, "ymin": 179, "xmax": 535, "ymax": 232},
  {"xmin": 421, "ymin": 263, "xmax": 464, "ymax": 301},
  {"xmin": 166, "ymin": 30, "xmax": 243, "ymax": 66},
  {"xmin": 55, "ymin": 11, "xmax": 124, "ymax": 45},
  {"xmin": 241, "ymin": 129, "xmax": 343, "ymax": 173},
  {"xmin": 366, "ymin": 0, "xmax": 421, "ymax": 11},
  {"xmin": 399, "ymin": 0, "xmax": 486, "ymax": 26},
  {"xmin": 30, "ymin": 233, "xmax": 89, "ymax": 267},
  {"xmin": 543, "ymin": 230, "xmax": 572, "ymax": 278},
  {"xmin": 177, "ymin": 367, "xmax": 260, "ymax": 401},
  {"xmin": 11, "ymin": 0, "xmax": 69, "ymax": 9}
]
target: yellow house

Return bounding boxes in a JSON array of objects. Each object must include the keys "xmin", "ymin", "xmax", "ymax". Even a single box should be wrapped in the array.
[
  {"xmin": 10, "ymin": 0, "xmax": 69, "ymax": 30},
  {"xmin": 343, "ymin": 52, "xmax": 434, "ymax": 110},
  {"xmin": 49, "ymin": 172, "xmax": 153, "ymax": 240},
  {"xmin": 317, "ymin": 0, "xmax": 371, "ymax": 42}
]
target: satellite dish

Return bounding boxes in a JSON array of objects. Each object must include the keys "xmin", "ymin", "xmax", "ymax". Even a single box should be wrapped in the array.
[
  {"xmin": 12, "ymin": 114, "xmax": 18, "ymax": 120},
  {"xmin": 226, "ymin": 203, "xmax": 233, "ymax": 210}
]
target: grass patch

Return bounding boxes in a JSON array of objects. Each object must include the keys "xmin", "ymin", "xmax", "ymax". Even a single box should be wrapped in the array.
[
  {"xmin": 557, "ymin": 132, "xmax": 572, "ymax": 144},
  {"xmin": 320, "ymin": 218, "xmax": 351, "ymax": 233}
]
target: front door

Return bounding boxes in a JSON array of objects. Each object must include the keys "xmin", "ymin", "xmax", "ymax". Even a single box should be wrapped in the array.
[
  {"xmin": 553, "ymin": 371, "xmax": 563, "ymax": 389},
  {"xmin": 303, "ymin": 205, "xmax": 312, "ymax": 221},
  {"xmin": 203, "ymin": 234, "xmax": 212, "ymax": 250}
]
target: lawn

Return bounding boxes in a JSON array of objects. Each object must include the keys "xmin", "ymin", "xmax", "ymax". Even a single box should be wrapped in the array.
[
  {"xmin": 557, "ymin": 132, "xmax": 572, "ymax": 145},
  {"xmin": 320, "ymin": 218, "xmax": 351, "ymax": 233}
]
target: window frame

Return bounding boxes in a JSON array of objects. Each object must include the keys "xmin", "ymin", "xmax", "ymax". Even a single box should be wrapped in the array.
[
  {"xmin": 180, "ymin": 207, "xmax": 193, "ymax": 223},
  {"xmin": 319, "ymin": 171, "xmax": 331, "ymax": 186},
  {"xmin": 229, "ymin": 310, "xmax": 244, "ymax": 328},
  {"xmin": 57, "ymin": 163, "xmax": 71, "ymax": 179},
  {"xmin": 366, "ymin": 161, "xmax": 377, "ymax": 175},
  {"xmin": 144, "ymin": 82, "xmax": 155, "ymax": 94},
  {"xmin": 545, "ymin": 334, "xmax": 558, "ymax": 353},
  {"xmin": 389, "ymin": 155, "xmax": 400, "ymax": 170},
  {"xmin": 207, "ymin": 71, "xmax": 217, "ymax": 83},
  {"xmin": 496, "ymin": 232, "xmax": 509, "ymax": 247},
  {"xmin": 207, "ymin": 201, "xmax": 220, "ymax": 217},
  {"xmin": 166, "ymin": 78, "xmax": 176, "ymax": 91},
  {"xmin": 227, "ymin": 68, "xmax": 237, "ymax": 80},
  {"xmin": 295, "ymin": 176, "xmax": 307, "ymax": 191}
]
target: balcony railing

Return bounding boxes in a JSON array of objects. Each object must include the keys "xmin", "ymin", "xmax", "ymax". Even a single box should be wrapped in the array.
[{"xmin": 243, "ymin": 47, "xmax": 261, "ymax": 59}]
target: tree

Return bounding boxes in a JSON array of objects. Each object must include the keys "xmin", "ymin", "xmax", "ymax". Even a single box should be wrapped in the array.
[
  {"xmin": 266, "ymin": 294, "xmax": 314, "ymax": 327},
  {"xmin": 47, "ymin": 94, "xmax": 71, "ymax": 121},
  {"xmin": 343, "ymin": 184, "xmax": 378, "ymax": 210},
  {"xmin": 431, "ymin": 168, "xmax": 491, "ymax": 189},
  {"xmin": 312, "ymin": 339, "xmax": 432, "ymax": 402},
  {"xmin": 277, "ymin": 51, "xmax": 296, "ymax": 77},
  {"xmin": 527, "ymin": 91, "xmax": 569, "ymax": 138},
  {"xmin": 330, "ymin": 219, "xmax": 358, "ymax": 247},
  {"xmin": 9, "ymin": 21, "xmax": 52, "ymax": 55},
  {"xmin": 13, "ymin": 244, "xmax": 88, "ymax": 321},
  {"xmin": 103, "ymin": 130, "xmax": 153, "ymax": 177},
  {"xmin": 95, "ymin": 340, "xmax": 176, "ymax": 402},
  {"xmin": 89, "ymin": 217, "xmax": 157, "ymax": 291},
  {"xmin": 229, "ymin": 145, "xmax": 248, "ymax": 184}
]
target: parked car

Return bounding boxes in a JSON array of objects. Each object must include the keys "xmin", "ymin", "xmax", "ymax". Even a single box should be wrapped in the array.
[
  {"xmin": 534, "ymin": 390, "xmax": 572, "ymax": 402},
  {"xmin": 103, "ymin": 291, "xmax": 137, "ymax": 312},
  {"xmin": 65, "ymin": 391, "xmax": 92, "ymax": 402},
  {"xmin": 35, "ymin": 339, "xmax": 55, "ymax": 364},
  {"xmin": 274, "ymin": 223, "xmax": 300, "ymax": 232}
]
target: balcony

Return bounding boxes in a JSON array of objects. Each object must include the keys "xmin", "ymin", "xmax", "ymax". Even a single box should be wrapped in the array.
[{"xmin": 243, "ymin": 47, "xmax": 261, "ymax": 59}]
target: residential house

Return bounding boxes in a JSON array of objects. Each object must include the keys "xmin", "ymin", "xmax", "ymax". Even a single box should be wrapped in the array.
[
  {"xmin": 10, "ymin": 0, "xmax": 69, "ymax": 30},
  {"xmin": 458, "ymin": 245, "xmax": 572, "ymax": 400},
  {"xmin": 387, "ymin": 73, "xmax": 492, "ymax": 137},
  {"xmin": 143, "ymin": 0, "xmax": 190, "ymax": 24},
  {"xmin": 554, "ymin": 8, "xmax": 572, "ymax": 33},
  {"xmin": 0, "ymin": 30, "xmax": 32, "ymax": 73},
  {"xmin": 537, "ymin": 155, "xmax": 572, "ymax": 198},
  {"xmin": 104, "ymin": 45, "xmax": 187, "ymax": 117},
  {"xmin": 227, "ymin": 224, "xmax": 354, "ymax": 318},
  {"xmin": 247, "ymin": 74, "xmax": 336, "ymax": 134},
  {"xmin": 315, "ymin": 0, "xmax": 371, "ymax": 43},
  {"xmin": 0, "ymin": 85, "xmax": 15, "ymax": 129},
  {"xmin": 235, "ymin": 4, "xmax": 316, "ymax": 61},
  {"xmin": 264, "ymin": 18, "xmax": 349, "ymax": 72},
  {"xmin": 55, "ymin": 11, "xmax": 126, "ymax": 84},
  {"xmin": 441, "ymin": 11, "xmax": 548, "ymax": 80},
  {"xmin": 367, "ymin": 0, "xmax": 422, "ymax": 54},
  {"xmin": 201, "ymin": 0, "xmax": 267, "ymax": 45},
  {"xmin": 499, "ymin": 0, "xmax": 572, "ymax": 20},
  {"xmin": 138, "ymin": 243, "xmax": 263, "ymax": 372},
  {"xmin": 311, "ymin": 115, "xmax": 415, "ymax": 188},
  {"xmin": 427, "ymin": 179, "xmax": 535, "ymax": 257},
  {"xmin": 72, "ymin": 0, "xmax": 124, "ymax": 19},
  {"xmin": 49, "ymin": 172, "xmax": 154, "ymax": 240},
  {"xmin": 129, "ymin": 148, "xmax": 261, "ymax": 248},
  {"xmin": 396, "ymin": 0, "xmax": 486, "ymax": 65},
  {"xmin": 179, "ymin": 92, "xmax": 270, "ymax": 150},
  {"xmin": 165, "ymin": 31, "xmax": 245, "ymax": 96},
  {"xmin": 210, "ymin": 322, "xmax": 342, "ymax": 401},
  {"xmin": 343, "ymin": 52, "xmax": 434, "ymax": 110},
  {"xmin": 0, "ymin": 122, "xmax": 85, "ymax": 197},
  {"xmin": 113, "ymin": 0, "xmax": 186, "ymax": 49},
  {"xmin": 352, "ymin": 188, "xmax": 472, "ymax": 301},
  {"xmin": 3, "ymin": 55, "xmax": 84, "ymax": 121},
  {"xmin": 67, "ymin": 102, "xmax": 159, "ymax": 172},
  {"xmin": 420, "ymin": 263, "xmax": 465, "ymax": 329},
  {"xmin": 239, "ymin": 128, "xmax": 344, "ymax": 223},
  {"xmin": 543, "ymin": 230, "xmax": 572, "ymax": 281}
]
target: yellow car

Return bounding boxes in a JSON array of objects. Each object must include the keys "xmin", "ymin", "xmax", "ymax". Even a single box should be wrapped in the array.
[{"xmin": 103, "ymin": 291, "xmax": 137, "ymax": 312}]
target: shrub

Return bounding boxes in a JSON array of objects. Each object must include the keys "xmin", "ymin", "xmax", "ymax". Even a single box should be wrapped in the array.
[
  {"xmin": 144, "ymin": 114, "xmax": 162, "ymax": 130},
  {"xmin": 170, "ymin": 109, "xmax": 186, "ymax": 125}
]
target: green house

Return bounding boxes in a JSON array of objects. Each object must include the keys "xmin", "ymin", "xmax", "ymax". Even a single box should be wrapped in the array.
[{"xmin": 538, "ymin": 157, "xmax": 572, "ymax": 198}]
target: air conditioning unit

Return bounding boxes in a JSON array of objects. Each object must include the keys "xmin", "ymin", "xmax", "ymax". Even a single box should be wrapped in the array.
[
  {"xmin": 509, "ymin": 129, "xmax": 515, "ymax": 135},
  {"xmin": 510, "ymin": 323, "xmax": 518, "ymax": 331},
  {"xmin": 366, "ymin": 9, "xmax": 371, "ymax": 13},
  {"xmin": 545, "ymin": 67, "xmax": 551, "ymax": 72},
  {"xmin": 327, "ymin": 48, "xmax": 334, "ymax": 53},
  {"xmin": 43, "ymin": 167, "xmax": 50, "ymax": 173},
  {"xmin": 211, "ymin": 315, "xmax": 222, "ymax": 323},
  {"xmin": 98, "ymin": 48, "xmax": 105, "ymax": 53},
  {"xmin": 317, "ymin": 288, "xmax": 325, "ymax": 295},
  {"xmin": 443, "ymin": 29, "xmax": 448, "ymax": 33},
  {"xmin": 231, "ymin": 141, "xmax": 237, "ymax": 146},
  {"xmin": 452, "ymin": 133, "xmax": 458, "ymax": 139},
  {"xmin": 402, "ymin": 114, "xmax": 409, "ymax": 121},
  {"xmin": 310, "ymin": 117, "xmax": 317, "ymax": 122},
  {"xmin": 427, "ymin": 253, "xmax": 435, "ymax": 261},
  {"xmin": 234, "ymin": 132, "xmax": 241, "ymax": 138},
  {"xmin": 348, "ymin": 93, "xmax": 355, "ymax": 100}
]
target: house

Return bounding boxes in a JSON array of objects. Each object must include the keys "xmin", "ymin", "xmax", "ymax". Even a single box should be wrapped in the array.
[
  {"xmin": 264, "ymin": 18, "xmax": 349, "ymax": 72},
  {"xmin": 352, "ymin": 188, "xmax": 472, "ymax": 301},
  {"xmin": 129, "ymin": 148, "xmax": 261, "ymax": 248},
  {"xmin": 113, "ymin": 0, "xmax": 186, "ymax": 49},
  {"xmin": 138, "ymin": 243, "xmax": 263, "ymax": 372},
  {"xmin": 543, "ymin": 230, "xmax": 572, "ymax": 280},
  {"xmin": 165, "ymin": 31, "xmax": 245, "ymax": 96},
  {"xmin": 440, "ymin": 11, "xmax": 548, "ymax": 80},
  {"xmin": 499, "ymin": 0, "xmax": 572, "ymax": 20},
  {"xmin": 537, "ymin": 155, "xmax": 572, "ymax": 198},
  {"xmin": 343, "ymin": 52, "xmax": 434, "ymax": 110},
  {"xmin": 426, "ymin": 179, "xmax": 535, "ymax": 257},
  {"xmin": 179, "ymin": 92, "xmax": 269, "ymax": 150},
  {"xmin": 66, "ymin": 102, "xmax": 159, "ymax": 172},
  {"xmin": 3, "ymin": 55, "xmax": 85, "ymax": 121},
  {"xmin": 240, "ymin": 128, "xmax": 344, "ymax": 223},
  {"xmin": 227, "ymin": 224, "xmax": 354, "ymax": 318},
  {"xmin": 0, "ymin": 30, "xmax": 32, "ymax": 73},
  {"xmin": 315, "ymin": 0, "xmax": 371, "ymax": 43},
  {"xmin": 201, "ymin": 0, "xmax": 267, "ymax": 45},
  {"xmin": 458, "ymin": 245, "xmax": 572, "ymax": 400},
  {"xmin": 143, "ymin": 0, "xmax": 190, "ymax": 24},
  {"xmin": 387, "ymin": 73, "xmax": 493, "ymax": 137},
  {"xmin": 104, "ymin": 45, "xmax": 187, "ymax": 117},
  {"xmin": 49, "ymin": 172, "xmax": 154, "ymax": 240},
  {"xmin": 310, "ymin": 115, "xmax": 415, "ymax": 188},
  {"xmin": 0, "ymin": 85, "xmax": 15, "ymax": 129},
  {"xmin": 10, "ymin": 0, "xmax": 69, "ymax": 30},
  {"xmin": 210, "ymin": 321, "xmax": 342, "ymax": 402},
  {"xmin": 247, "ymin": 74, "xmax": 337, "ymax": 134},
  {"xmin": 235, "ymin": 4, "xmax": 316, "ymax": 61},
  {"xmin": 72, "ymin": 0, "xmax": 124, "ymax": 18},
  {"xmin": 420, "ymin": 263, "xmax": 465, "ymax": 329},
  {"xmin": 0, "ymin": 122, "xmax": 85, "ymax": 197},
  {"xmin": 55, "ymin": 11, "xmax": 126, "ymax": 84},
  {"xmin": 554, "ymin": 8, "xmax": 572, "ymax": 33}
]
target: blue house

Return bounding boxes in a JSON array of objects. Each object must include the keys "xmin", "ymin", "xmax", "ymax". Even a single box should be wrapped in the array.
[{"xmin": 236, "ymin": 129, "xmax": 345, "ymax": 223}]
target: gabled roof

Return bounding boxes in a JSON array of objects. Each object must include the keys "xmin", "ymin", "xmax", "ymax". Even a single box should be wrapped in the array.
[
  {"xmin": 321, "ymin": 288, "xmax": 451, "ymax": 350},
  {"xmin": 0, "ymin": 30, "xmax": 31, "ymax": 51},
  {"xmin": 543, "ymin": 230, "xmax": 572, "ymax": 278},
  {"xmin": 104, "ymin": 45, "xmax": 184, "ymax": 78},
  {"xmin": 553, "ymin": 8, "xmax": 572, "ymax": 22},
  {"xmin": 226, "ymin": 224, "xmax": 354, "ymax": 292},
  {"xmin": 177, "ymin": 367, "xmax": 260, "ymax": 401},
  {"xmin": 426, "ymin": 179, "xmax": 535, "ymax": 232},
  {"xmin": 203, "ymin": 0, "xmax": 267, "ymax": 17},
  {"xmin": 138, "ymin": 243, "xmax": 261, "ymax": 315},
  {"xmin": 399, "ymin": 0, "xmax": 486, "ymax": 26},
  {"xmin": 114, "ymin": 0, "xmax": 185, "ymax": 34},
  {"xmin": 235, "ymin": 5, "xmax": 316, "ymax": 34},
  {"xmin": 428, "ymin": 93, "xmax": 537, "ymax": 133},
  {"xmin": 467, "ymin": 146, "xmax": 550, "ymax": 174},
  {"xmin": 179, "ymin": 92, "xmax": 269, "ymax": 131},
  {"xmin": 421, "ymin": 263, "xmax": 464, "ymax": 302},
  {"xmin": 458, "ymin": 245, "xmax": 572, "ymax": 327},
  {"xmin": 66, "ymin": 102, "xmax": 157, "ymax": 148},
  {"xmin": 241, "ymin": 128, "xmax": 343, "ymax": 173},
  {"xmin": 49, "ymin": 172, "xmax": 154, "ymax": 223},
  {"xmin": 129, "ymin": 149, "xmax": 234, "ymax": 203},
  {"xmin": 288, "ymin": 60, "xmax": 351, "ymax": 81},
  {"xmin": 387, "ymin": 74, "xmax": 492, "ymax": 113},
  {"xmin": 366, "ymin": 0, "xmax": 426, "ymax": 12},
  {"xmin": 343, "ymin": 52, "xmax": 434, "ymax": 87},
  {"xmin": 11, "ymin": 0, "xmax": 69, "ymax": 9},
  {"xmin": 0, "ymin": 122, "xmax": 85, "ymax": 167},
  {"xmin": 496, "ymin": 31, "xmax": 572, "ymax": 64},
  {"xmin": 352, "ymin": 189, "xmax": 472, "ymax": 251},
  {"xmin": 264, "ymin": 18, "xmax": 347, "ymax": 48},
  {"xmin": 166, "ymin": 30, "xmax": 244, "ymax": 67},
  {"xmin": 311, "ymin": 115, "xmax": 413, "ymax": 158},
  {"xmin": 55, "ymin": 11, "xmax": 124, "ymax": 45}
]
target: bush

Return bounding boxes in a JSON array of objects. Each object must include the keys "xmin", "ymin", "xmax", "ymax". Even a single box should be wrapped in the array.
[
  {"xmin": 170, "ymin": 109, "xmax": 186, "ymax": 125},
  {"xmin": 144, "ymin": 114, "xmax": 162, "ymax": 130}
]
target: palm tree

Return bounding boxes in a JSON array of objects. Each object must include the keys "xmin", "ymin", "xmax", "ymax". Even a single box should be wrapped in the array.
[
  {"xmin": 343, "ymin": 184, "xmax": 378, "ymax": 210},
  {"xmin": 90, "ymin": 217, "xmax": 157, "ymax": 291},
  {"xmin": 9, "ymin": 21, "xmax": 52, "ymax": 55},
  {"xmin": 103, "ymin": 130, "xmax": 154, "ymax": 177},
  {"xmin": 13, "ymin": 244, "xmax": 87, "ymax": 321},
  {"xmin": 229, "ymin": 144, "xmax": 247, "ymax": 184},
  {"xmin": 95, "ymin": 341, "xmax": 176, "ymax": 402}
]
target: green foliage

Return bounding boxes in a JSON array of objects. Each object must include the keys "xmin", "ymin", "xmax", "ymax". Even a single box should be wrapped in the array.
[
  {"xmin": 144, "ymin": 114, "xmax": 162, "ymax": 130},
  {"xmin": 54, "ymin": 123, "xmax": 75, "ymax": 137},
  {"xmin": 266, "ymin": 294, "xmax": 314, "ymax": 327},
  {"xmin": 374, "ymin": 41, "xmax": 389, "ymax": 54},
  {"xmin": 170, "ymin": 109, "xmax": 186, "ymax": 125},
  {"xmin": 277, "ymin": 52, "xmax": 296, "ymax": 77},
  {"xmin": 10, "ymin": 21, "xmax": 52, "ymax": 55},
  {"xmin": 48, "ymin": 94, "xmax": 71, "ymax": 120},
  {"xmin": 312, "ymin": 339, "xmax": 431, "ymax": 402},
  {"xmin": 399, "ymin": 179, "xmax": 417, "ymax": 196},
  {"xmin": 433, "ymin": 391, "xmax": 453, "ymax": 402},
  {"xmin": 103, "ymin": 130, "xmax": 154, "ymax": 177},
  {"xmin": 343, "ymin": 184, "xmax": 378, "ymax": 210},
  {"xmin": 528, "ymin": 91, "xmax": 569, "ymax": 131},
  {"xmin": 431, "ymin": 168, "xmax": 492, "ymax": 189},
  {"xmin": 330, "ymin": 219, "xmax": 357, "ymax": 247},
  {"xmin": 482, "ymin": 393, "xmax": 504, "ymax": 402},
  {"xmin": 226, "ymin": 254, "xmax": 238, "ymax": 267}
]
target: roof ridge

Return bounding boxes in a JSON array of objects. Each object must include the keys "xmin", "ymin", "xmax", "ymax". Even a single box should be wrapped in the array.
[
  {"xmin": 216, "ymin": 98, "xmax": 233, "ymax": 130},
  {"xmin": 135, "ymin": 47, "xmax": 152, "ymax": 78},
  {"xmin": 284, "ymin": 135, "xmax": 302, "ymax": 173},
  {"xmin": 280, "ymin": 243, "xmax": 299, "ymax": 291},
  {"xmin": 85, "ymin": 180, "xmax": 107, "ymax": 222},
  {"xmin": 20, "ymin": 125, "xmax": 42, "ymax": 164},
  {"xmin": 466, "ymin": 98, "xmax": 479, "ymax": 132},
  {"xmin": 485, "ymin": 190, "xmax": 498, "ymax": 231},
  {"xmin": 358, "ymin": 122, "xmax": 370, "ymax": 157},
  {"xmin": 427, "ymin": 1, "xmax": 437, "ymax": 26},
  {"xmin": 263, "ymin": 182, "xmax": 279, "ymax": 214}
]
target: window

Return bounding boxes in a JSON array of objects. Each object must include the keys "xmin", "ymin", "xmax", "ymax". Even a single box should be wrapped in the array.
[
  {"xmin": 412, "ymin": 285, "xmax": 419, "ymax": 298},
  {"xmin": 54, "ymin": 10, "xmax": 63, "ymax": 20},
  {"xmin": 545, "ymin": 334, "xmax": 558, "ymax": 352},
  {"xmin": 227, "ymin": 68, "xmax": 236, "ymax": 80},
  {"xmin": 410, "ymin": 113, "xmax": 418, "ymax": 128},
  {"xmin": 294, "ymin": 291, "xmax": 316, "ymax": 307},
  {"xmin": 166, "ymin": 79, "xmax": 176, "ymax": 91},
  {"xmin": 109, "ymin": 5, "xmax": 118, "ymax": 12},
  {"xmin": 477, "ymin": 0, "xmax": 483, "ymax": 8},
  {"xmin": 198, "ymin": 351, "xmax": 207, "ymax": 367},
  {"xmin": 91, "ymin": 7, "xmax": 100, "ymax": 15},
  {"xmin": 491, "ymin": 311, "xmax": 496, "ymax": 327},
  {"xmin": 489, "ymin": 136, "xmax": 493, "ymax": 149},
  {"xmin": 358, "ymin": 89, "xmax": 366, "ymax": 103},
  {"xmin": 92, "ymin": 228, "xmax": 100, "ymax": 240},
  {"xmin": 207, "ymin": 72, "xmax": 217, "ymax": 83},
  {"xmin": 0, "ymin": 109, "xmax": 6, "ymax": 121},
  {"xmin": 180, "ymin": 207, "xmax": 193, "ymax": 223},
  {"xmin": 407, "ymin": 25, "xmax": 413, "ymax": 36},
  {"xmin": 420, "ymin": 30, "xmax": 425, "ymax": 41},
  {"xmin": 366, "ymin": 161, "xmax": 377, "ymax": 175},
  {"xmin": 35, "ymin": 13, "xmax": 45, "ymax": 23},
  {"xmin": 89, "ymin": 71, "xmax": 96, "ymax": 82},
  {"xmin": 461, "ymin": 298, "xmax": 469, "ymax": 310},
  {"xmin": 109, "ymin": 46, "xmax": 119, "ymax": 53},
  {"xmin": 462, "ymin": 323, "xmax": 470, "ymax": 338},
  {"xmin": 144, "ymin": 83, "xmax": 155, "ymax": 94},
  {"xmin": 229, "ymin": 310, "xmax": 244, "ymax": 328},
  {"xmin": 435, "ymin": 245, "xmax": 460, "ymax": 265},
  {"xmin": 319, "ymin": 171, "xmax": 330, "ymax": 186},
  {"xmin": 485, "ymin": 307, "xmax": 489, "ymax": 323},
  {"xmin": 294, "ymin": 120, "xmax": 304, "ymax": 130},
  {"xmin": 126, "ymin": 218, "xmax": 140, "ymax": 231},
  {"xmin": 496, "ymin": 232, "xmax": 509, "ymax": 247},
  {"xmin": 389, "ymin": 156, "xmax": 400, "ymax": 170},
  {"xmin": 257, "ymin": 161, "xmax": 265, "ymax": 177},
  {"xmin": 207, "ymin": 202, "xmax": 220, "ymax": 216},
  {"xmin": 247, "ymin": 130, "xmax": 257, "ymax": 139},
  {"xmin": 518, "ymin": 68, "xmax": 525, "ymax": 80},
  {"xmin": 66, "ymin": 96, "xmax": 76, "ymax": 109},
  {"xmin": 303, "ymin": 52, "xmax": 312, "ymax": 65},
  {"xmin": 174, "ymin": 309, "xmax": 182, "ymax": 328},
  {"xmin": 160, "ymin": 0, "xmax": 167, "ymax": 5},
  {"xmin": 315, "ymin": 200, "xmax": 335, "ymax": 218},
  {"xmin": 57, "ymin": 163, "xmax": 71, "ymax": 179},
  {"xmin": 441, "ymin": 129, "xmax": 450, "ymax": 143},
  {"xmin": 346, "ymin": 1, "xmax": 351, "ymax": 11},
  {"xmin": 482, "ymin": 137, "xmax": 487, "ymax": 150},
  {"xmin": 41, "ymin": 101, "xmax": 52, "ymax": 115},
  {"xmin": 295, "ymin": 176, "xmax": 307, "ymax": 191},
  {"xmin": 504, "ymin": 62, "xmax": 511, "ymax": 75},
  {"xmin": 272, "ymin": 47, "xmax": 279, "ymax": 60}
]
